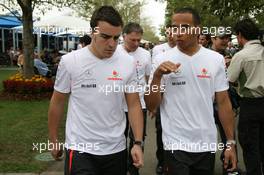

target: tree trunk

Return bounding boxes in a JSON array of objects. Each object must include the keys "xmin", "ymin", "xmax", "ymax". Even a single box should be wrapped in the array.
[{"xmin": 20, "ymin": 0, "xmax": 34, "ymax": 79}]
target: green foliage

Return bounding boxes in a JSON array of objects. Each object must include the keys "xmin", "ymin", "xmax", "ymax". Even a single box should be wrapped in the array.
[
  {"xmin": 0, "ymin": 70, "xmax": 16, "ymax": 91},
  {"xmin": 73, "ymin": 0, "xmax": 143, "ymax": 25},
  {"xmin": 68, "ymin": 0, "xmax": 160, "ymax": 43},
  {"xmin": 161, "ymin": 0, "xmax": 264, "ymax": 36},
  {"xmin": 141, "ymin": 18, "xmax": 160, "ymax": 43}
]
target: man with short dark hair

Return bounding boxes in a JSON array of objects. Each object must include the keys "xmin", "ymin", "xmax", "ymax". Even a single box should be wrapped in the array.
[
  {"xmin": 228, "ymin": 19, "xmax": 264, "ymax": 175},
  {"xmin": 117, "ymin": 22, "xmax": 151, "ymax": 175},
  {"xmin": 145, "ymin": 7, "xmax": 237, "ymax": 175},
  {"xmin": 78, "ymin": 35, "xmax": 91, "ymax": 49},
  {"xmin": 199, "ymin": 34, "xmax": 210, "ymax": 47},
  {"xmin": 48, "ymin": 6, "xmax": 144, "ymax": 175},
  {"xmin": 211, "ymin": 30, "xmax": 231, "ymax": 56},
  {"xmin": 211, "ymin": 27, "xmax": 241, "ymax": 175},
  {"xmin": 152, "ymin": 24, "xmax": 176, "ymax": 58}
]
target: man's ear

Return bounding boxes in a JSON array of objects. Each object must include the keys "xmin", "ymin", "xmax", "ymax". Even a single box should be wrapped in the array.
[
  {"xmin": 237, "ymin": 32, "xmax": 242, "ymax": 39},
  {"xmin": 122, "ymin": 33, "xmax": 126, "ymax": 40},
  {"xmin": 211, "ymin": 37, "xmax": 215, "ymax": 43}
]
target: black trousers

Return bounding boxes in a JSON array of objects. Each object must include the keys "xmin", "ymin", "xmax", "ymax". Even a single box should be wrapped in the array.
[
  {"xmin": 64, "ymin": 149, "xmax": 127, "ymax": 175},
  {"xmin": 164, "ymin": 150, "xmax": 215, "ymax": 175},
  {"xmin": 155, "ymin": 107, "xmax": 164, "ymax": 167},
  {"xmin": 238, "ymin": 97, "xmax": 264, "ymax": 175}
]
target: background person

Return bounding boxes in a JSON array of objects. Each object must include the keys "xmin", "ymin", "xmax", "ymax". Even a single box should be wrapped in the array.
[
  {"xmin": 117, "ymin": 22, "xmax": 151, "ymax": 175},
  {"xmin": 228, "ymin": 19, "xmax": 264, "ymax": 175}
]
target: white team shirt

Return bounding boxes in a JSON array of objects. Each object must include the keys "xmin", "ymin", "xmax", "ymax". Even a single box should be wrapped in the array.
[
  {"xmin": 152, "ymin": 42, "xmax": 174, "ymax": 58},
  {"xmin": 150, "ymin": 46, "xmax": 229, "ymax": 152},
  {"xmin": 117, "ymin": 45, "xmax": 151, "ymax": 110},
  {"xmin": 54, "ymin": 46, "xmax": 138, "ymax": 155}
]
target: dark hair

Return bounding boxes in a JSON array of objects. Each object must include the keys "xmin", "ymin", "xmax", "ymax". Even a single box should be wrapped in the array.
[
  {"xmin": 81, "ymin": 35, "xmax": 91, "ymax": 46},
  {"xmin": 90, "ymin": 6, "xmax": 123, "ymax": 32},
  {"xmin": 174, "ymin": 7, "xmax": 201, "ymax": 26},
  {"xmin": 200, "ymin": 33, "xmax": 211, "ymax": 41},
  {"xmin": 123, "ymin": 22, "xmax": 143, "ymax": 35},
  {"xmin": 234, "ymin": 19, "xmax": 260, "ymax": 41}
]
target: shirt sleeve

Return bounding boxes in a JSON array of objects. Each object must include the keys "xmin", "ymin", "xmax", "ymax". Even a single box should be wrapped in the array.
[
  {"xmin": 215, "ymin": 56, "xmax": 229, "ymax": 92},
  {"xmin": 145, "ymin": 52, "xmax": 152, "ymax": 76},
  {"xmin": 227, "ymin": 54, "xmax": 243, "ymax": 83},
  {"xmin": 54, "ymin": 57, "xmax": 71, "ymax": 93}
]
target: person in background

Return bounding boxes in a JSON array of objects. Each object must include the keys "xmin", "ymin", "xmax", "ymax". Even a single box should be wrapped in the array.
[
  {"xmin": 228, "ymin": 19, "xmax": 264, "ymax": 175},
  {"xmin": 117, "ymin": 22, "xmax": 151, "ymax": 175},
  {"xmin": 199, "ymin": 34, "xmax": 211, "ymax": 48},
  {"xmin": 78, "ymin": 35, "xmax": 92, "ymax": 49},
  {"xmin": 34, "ymin": 53, "xmax": 51, "ymax": 78},
  {"xmin": 226, "ymin": 41, "xmax": 237, "ymax": 57},
  {"xmin": 152, "ymin": 25, "xmax": 176, "ymax": 58},
  {"xmin": 211, "ymin": 28, "xmax": 242, "ymax": 175},
  {"xmin": 17, "ymin": 48, "xmax": 24, "ymax": 74}
]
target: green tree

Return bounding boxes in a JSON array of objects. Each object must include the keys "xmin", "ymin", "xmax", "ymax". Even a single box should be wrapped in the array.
[
  {"xmin": 75, "ymin": 0, "xmax": 161, "ymax": 43},
  {"xmin": 75, "ymin": 0, "xmax": 143, "ymax": 24},
  {"xmin": 205, "ymin": 0, "xmax": 264, "ymax": 25},
  {"xmin": 141, "ymin": 18, "xmax": 160, "ymax": 43},
  {"xmin": 161, "ymin": 0, "xmax": 264, "ymax": 36}
]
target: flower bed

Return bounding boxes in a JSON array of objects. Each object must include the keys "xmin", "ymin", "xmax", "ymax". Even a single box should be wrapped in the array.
[{"xmin": 1, "ymin": 73, "xmax": 54, "ymax": 100}]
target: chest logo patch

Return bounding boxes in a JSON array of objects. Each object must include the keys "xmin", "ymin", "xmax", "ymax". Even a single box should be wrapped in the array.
[
  {"xmin": 136, "ymin": 60, "xmax": 142, "ymax": 67},
  {"xmin": 107, "ymin": 70, "xmax": 123, "ymax": 81},
  {"xmin": 197, "ymin": 68, "xmax": 211, "ymax": 79}
]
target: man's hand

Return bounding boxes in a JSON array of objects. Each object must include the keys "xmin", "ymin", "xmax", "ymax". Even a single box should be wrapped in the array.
[
  {"xmin": 131, "ymin": 145, "xmax": 144, "ymax": 168},
  {"xmin": 154, "ymin": 61, "xmax": 181, "ymax": 78},
  {"xmin": 223, "ymin": 145, "xmax": 237, "ymax": 171},
  {"xmin": 148, "ymin": 110, "xmax": 156, "ymax": 119},
  {"xmin": 50, "ymin": 141, "xmax": 63, "ymax": 161},
  {"xmin": 224, "ymin": 56, "xmax": 232, "ymax": 68}
]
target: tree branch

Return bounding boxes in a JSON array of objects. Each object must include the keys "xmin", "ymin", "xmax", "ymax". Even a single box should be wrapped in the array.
[
  {"xmin": 16, "ymin": 0, "xmax": 25, "ymax": 9},
  {"xmin": 0, "ymin": 3, "xmax": 22, "ymax": 21}
]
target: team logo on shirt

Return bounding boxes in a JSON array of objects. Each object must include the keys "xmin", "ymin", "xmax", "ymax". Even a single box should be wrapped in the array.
[
  {"xmin": 107, "ymin": 70, "xmax": 123, "ymax": 81},
  {"xmin": 81, "ymin": 84, "xmax": 97, "ymax": 88},
  {"xmin": 197, "ymin": 68, "xmax": 211, "ymax": 79},
  {"xmin": 135, "ymin": 60, "xmax": 142, "ymax": 67},
  {"xmin": 86, "ymin": 69, "xmax": 93, "ymax": 77}
]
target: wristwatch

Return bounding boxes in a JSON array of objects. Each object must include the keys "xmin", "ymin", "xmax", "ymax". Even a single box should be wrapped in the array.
[
  {"xmin": 133, "ymin": 140, "xmax": 144, "ymax": 147},
  {"xmin": 226, "ymin": 140, "xmax": 236, "ymax": 145}
]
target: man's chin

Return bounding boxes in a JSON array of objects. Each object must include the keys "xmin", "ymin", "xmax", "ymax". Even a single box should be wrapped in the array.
[{"xmin": 103, "ymin": 52, "xmax": 114, "ymax": 58}]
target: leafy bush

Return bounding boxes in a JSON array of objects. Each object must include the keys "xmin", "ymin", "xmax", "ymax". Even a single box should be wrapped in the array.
[{"xmin": 2, "ymin": 73, "xmax": 54, "ymax": 94}]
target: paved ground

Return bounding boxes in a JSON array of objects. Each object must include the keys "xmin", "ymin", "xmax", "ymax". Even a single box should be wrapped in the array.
[{"xmin": 35, "ymin": 116, "xmax": 245, "ymax": 175}]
